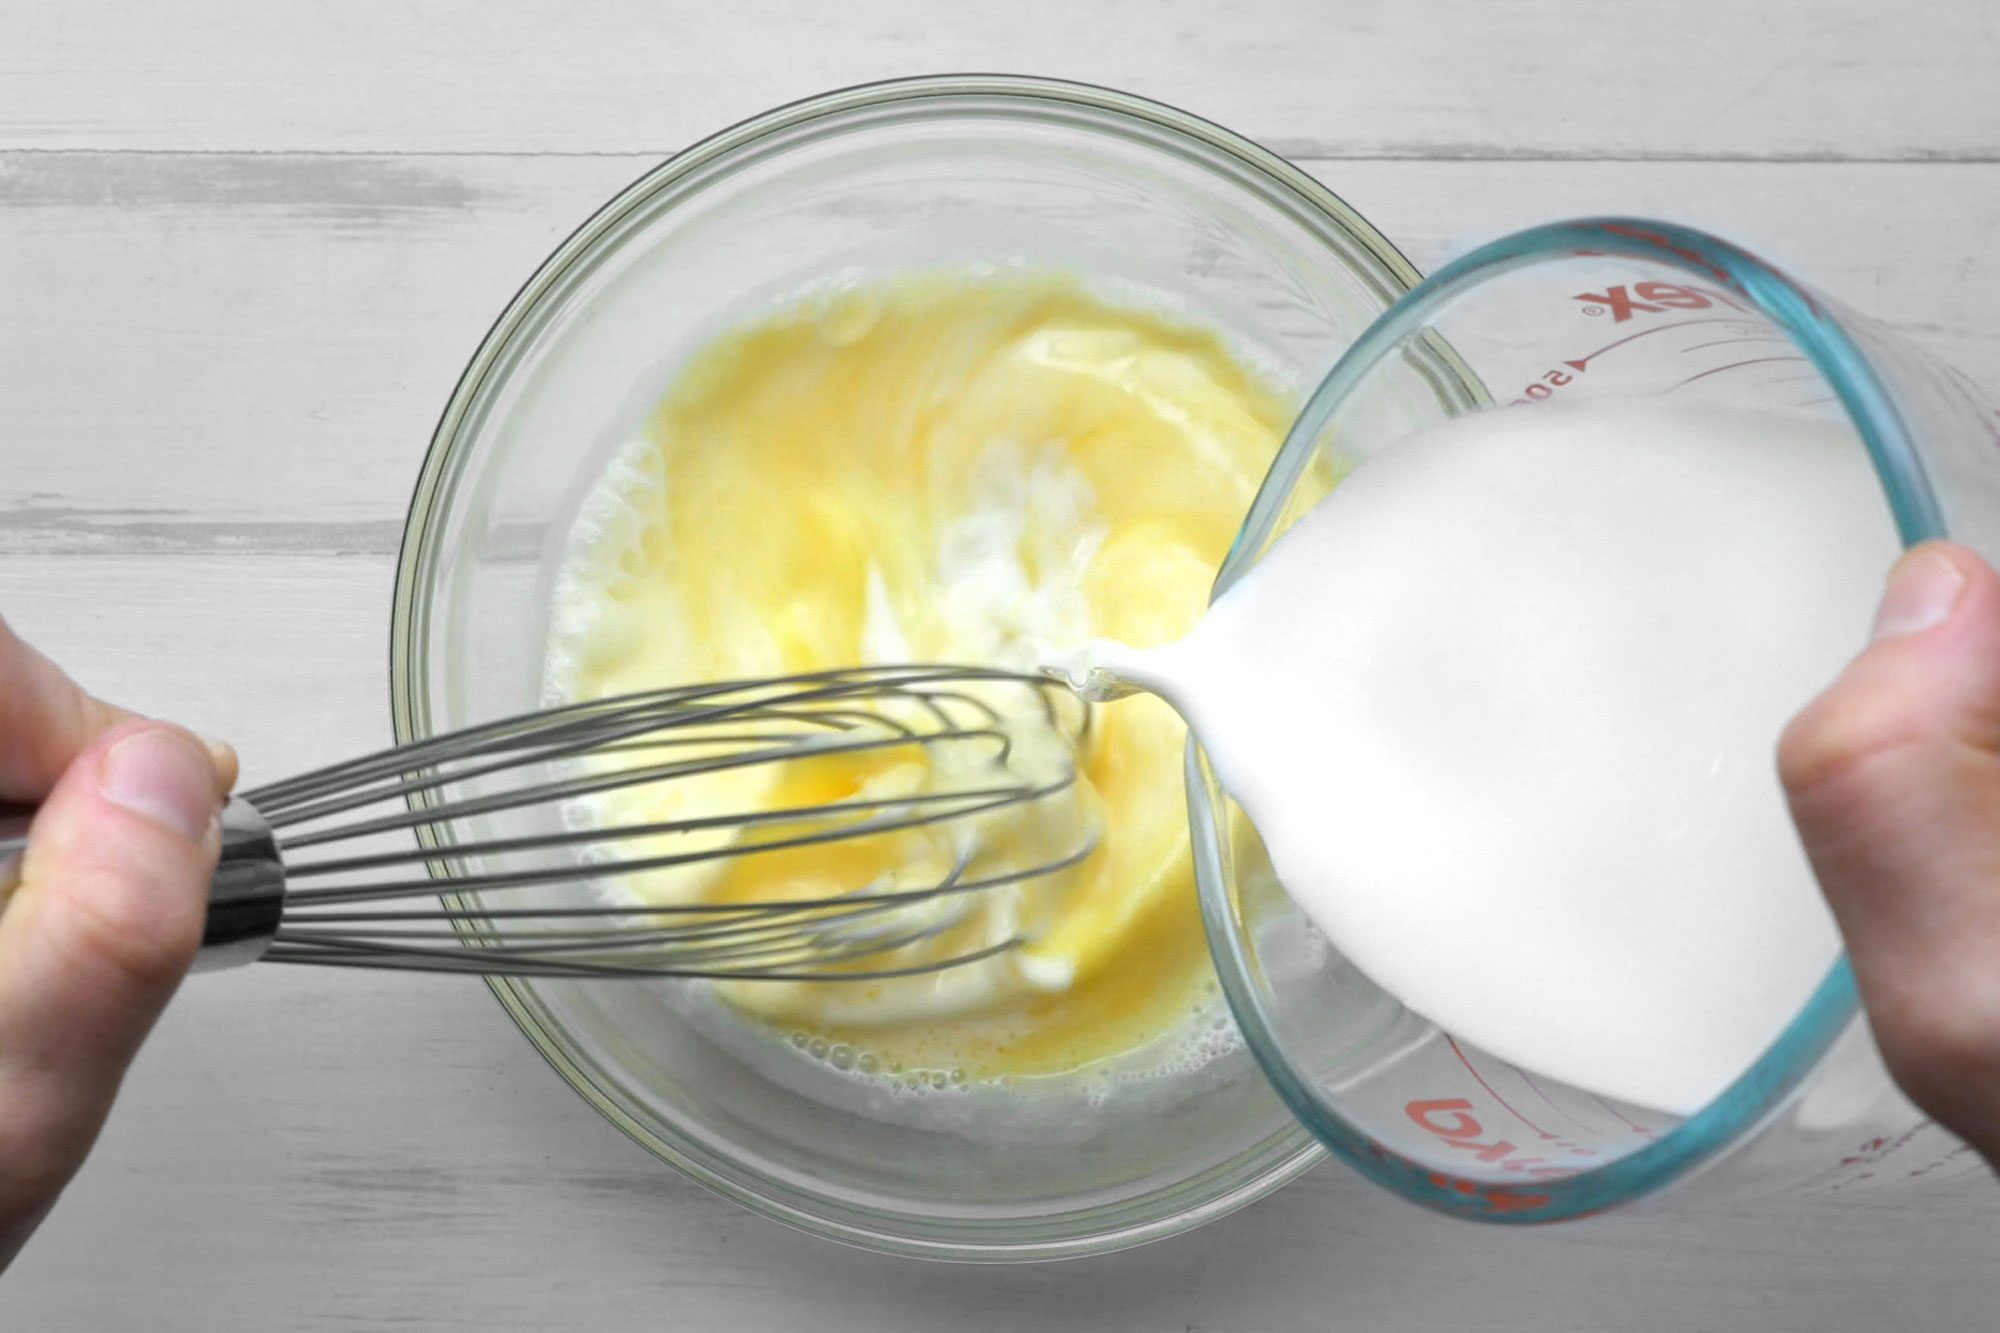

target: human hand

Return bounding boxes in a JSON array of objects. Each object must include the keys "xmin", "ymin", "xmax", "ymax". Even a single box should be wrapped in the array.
[
  {"xmin": 0, "ymin": 620, "xmax": 234, "ymax": 1271},
  {"xmin": 1781, "ymin": 540, "xmax": 2000, "ymax": 1166}
]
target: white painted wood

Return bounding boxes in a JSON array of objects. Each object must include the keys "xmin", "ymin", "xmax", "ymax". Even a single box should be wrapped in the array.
[
  {"xmin": 0, "ymin": 0, "xmax": 1997, "ymax": 159},
  {"xmin": 2, "ymin": 153, "xmax": 1996, "ymax": 541},
  {"xmin": 5, "ymin": 4, "xmax": 2000, "ymax": 1328}
]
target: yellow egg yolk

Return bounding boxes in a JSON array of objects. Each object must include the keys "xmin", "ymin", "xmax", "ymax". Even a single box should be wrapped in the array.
[{"xmin": 546, "ymin": 269, "xmax": 1293, "ymax": 1082}]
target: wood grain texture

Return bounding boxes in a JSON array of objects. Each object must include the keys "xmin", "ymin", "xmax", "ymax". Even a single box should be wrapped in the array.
[
  {"xmin": 0, "ymin": 0, "xmax": 1997, "ymax": 159},
  {"xmin": 5, "ymin": 3, "xmax": 2000, "ymax": 1329}
]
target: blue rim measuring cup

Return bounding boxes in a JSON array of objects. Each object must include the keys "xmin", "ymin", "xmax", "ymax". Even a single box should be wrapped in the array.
[{"xmin": 1192, "ymin": 217, "xmax": 1999, "ymax": 1221}]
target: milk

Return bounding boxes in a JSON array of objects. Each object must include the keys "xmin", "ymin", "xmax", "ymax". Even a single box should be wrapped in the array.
[{"xmin": 1083, "ymin": 399, "xmax": 1900, "ymax": 1114}]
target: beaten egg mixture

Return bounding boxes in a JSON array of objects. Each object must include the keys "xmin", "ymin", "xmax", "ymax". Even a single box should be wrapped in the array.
[{"xmin": 545, "ymin": 269, "xmax": 1291, "ymax": 1082}]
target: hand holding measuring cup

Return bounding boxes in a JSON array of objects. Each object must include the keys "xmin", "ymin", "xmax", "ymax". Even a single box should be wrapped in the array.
[
  {"xmin": 0, "ymin": 617, "xmax": 234, "ymax": 1273},
  {"xmin": 1781, "ymin": 539, "xmax": 2000, "ymax": 1168}
]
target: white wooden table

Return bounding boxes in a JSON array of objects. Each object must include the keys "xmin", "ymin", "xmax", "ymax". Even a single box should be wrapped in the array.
[{"xmin": 3, "ymin": 4, "xmax": 1996, "ymax": 1328}]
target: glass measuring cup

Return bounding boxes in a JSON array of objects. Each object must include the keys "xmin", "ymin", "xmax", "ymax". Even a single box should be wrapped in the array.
[{"xmin": 1190, "ymin": 217, "xmax": 2000, "ymax": 1221}]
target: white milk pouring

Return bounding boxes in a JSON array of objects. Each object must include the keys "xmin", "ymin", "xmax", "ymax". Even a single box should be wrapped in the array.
[{"xmin": 1074, "ymin": 398, "xmax": 1902, "ymax": 1115}]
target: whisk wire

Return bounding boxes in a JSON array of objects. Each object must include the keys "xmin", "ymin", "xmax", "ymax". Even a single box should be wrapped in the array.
[{"xmin": 241, "ymin": 666, "xmax": 1094, "ymax": 981}]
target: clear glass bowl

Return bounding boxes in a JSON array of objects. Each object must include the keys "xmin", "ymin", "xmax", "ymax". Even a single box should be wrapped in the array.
[{"xmin": 390, "ymin": 75, "xmax": 1457, "ymax": 1259}]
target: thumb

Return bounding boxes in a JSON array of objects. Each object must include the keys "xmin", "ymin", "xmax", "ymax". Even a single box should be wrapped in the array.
[
  {"xmin": 0, "ymin": 722, "xmax": 226, "ymax": 1250},
  {"xmin": 1778, "ymin": 540, "xmax": 2000, "ymax": 1158}
]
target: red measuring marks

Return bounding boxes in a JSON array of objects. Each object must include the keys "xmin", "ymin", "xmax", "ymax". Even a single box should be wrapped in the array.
[
  {"xmin": 1398, "ymin": 1039, "xmax": 1632, "ymax": 1183},
  {"xmin": 1446, "ymin": 1036, "xmax": 1555, "ymax": 1141},
  {"xmin": 1590, "ymin": 1095, "xmax": 1658, "ymax": 1140},
  {"xmin": 1402, "ymin": 1096, "xmax": 1585, "ymax": 1180},
  {"xmin": 1505, "ymin": 277, "xmax": 1793, "ymax": 407},
  {"xmin": 1570, "ymin": 280, "xmax": 1749, "ymax": 325},
  {"xmin": 1517, "ymin": 1066, "xmax": 1597, "ymax": 1135}
]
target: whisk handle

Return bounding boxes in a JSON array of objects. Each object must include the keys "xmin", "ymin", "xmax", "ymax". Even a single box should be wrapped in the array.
[
  {"xmin": 199, "ymin": 798, "xmax": 286, "ymax": 971},
  {"xmin": 0, "ymin": 798, "xmax": 284, "ymax": 973}
]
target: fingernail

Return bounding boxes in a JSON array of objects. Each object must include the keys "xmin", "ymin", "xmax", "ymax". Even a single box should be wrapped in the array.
[
  {"xmin": 198, "ymin": 734, "xmax": 238, "ymax": 788},
  {"xmin": 98, "ymin": 729, "xmax": 219, "ymax": 841},
  {"xmin": 1872, "ymin": 547, "xmax": 1968, "ymax": 643}
]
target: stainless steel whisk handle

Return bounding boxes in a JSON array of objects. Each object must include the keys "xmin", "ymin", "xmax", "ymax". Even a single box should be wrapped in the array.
[
  {"xmin": 0, "ymin": 797, "xmax": 286, "ymax": 973},
  {"xmin": 197, "ymin": 798, "xmax": 286, "ymax": 970}
]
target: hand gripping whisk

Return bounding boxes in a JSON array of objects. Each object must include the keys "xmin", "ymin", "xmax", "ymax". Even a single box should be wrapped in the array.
[{"xmin": 0, "ymin": 667, "xmax": 1096, "ymax": 981}]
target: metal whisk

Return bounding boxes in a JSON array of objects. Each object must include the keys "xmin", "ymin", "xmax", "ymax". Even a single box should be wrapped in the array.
[{"xmin": 2, "ymin": 667, "xmax": 1096, "ymax": 982}]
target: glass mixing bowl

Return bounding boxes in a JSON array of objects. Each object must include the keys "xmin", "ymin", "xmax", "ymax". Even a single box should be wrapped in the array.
[{"xmin": 390, "ymin": 75, "xmax": 1468, "ymax": 1259}]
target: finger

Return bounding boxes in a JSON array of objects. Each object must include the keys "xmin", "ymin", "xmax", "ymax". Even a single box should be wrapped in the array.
[
  {"xmin": 0, "ymin": 723, "xmax": 224, "ymax": 1245},
  {"xmin": 0, "ymin": 617, "xmax": 133, "ymax": 802},
  {"xmin": 0, "ymin": 617, "xmax": 237, "ymax": 802},
  {"xmin": 1778, "ymin": 540, "xmax": 2000, "ymax": 1156}
]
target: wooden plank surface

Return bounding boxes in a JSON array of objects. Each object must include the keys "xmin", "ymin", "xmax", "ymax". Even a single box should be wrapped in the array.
[
  {"xmin": 3, "ymin": 3, "xmax": 1999, "ymax": 1329},
  {"xmin": 0, "ymin": 1, "xmax": 1997, "ymax": 159}
]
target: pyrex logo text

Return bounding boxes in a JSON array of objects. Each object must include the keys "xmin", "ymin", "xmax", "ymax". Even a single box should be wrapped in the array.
[{"xmin": 1572, "ymin": 281, "xmax": 1746, "ymax": 323}]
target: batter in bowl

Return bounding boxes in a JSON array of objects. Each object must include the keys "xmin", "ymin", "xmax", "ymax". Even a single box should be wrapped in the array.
[{"xmin": 544, "ymin": 267, "xmax": 1296, "ymax": 1086}]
